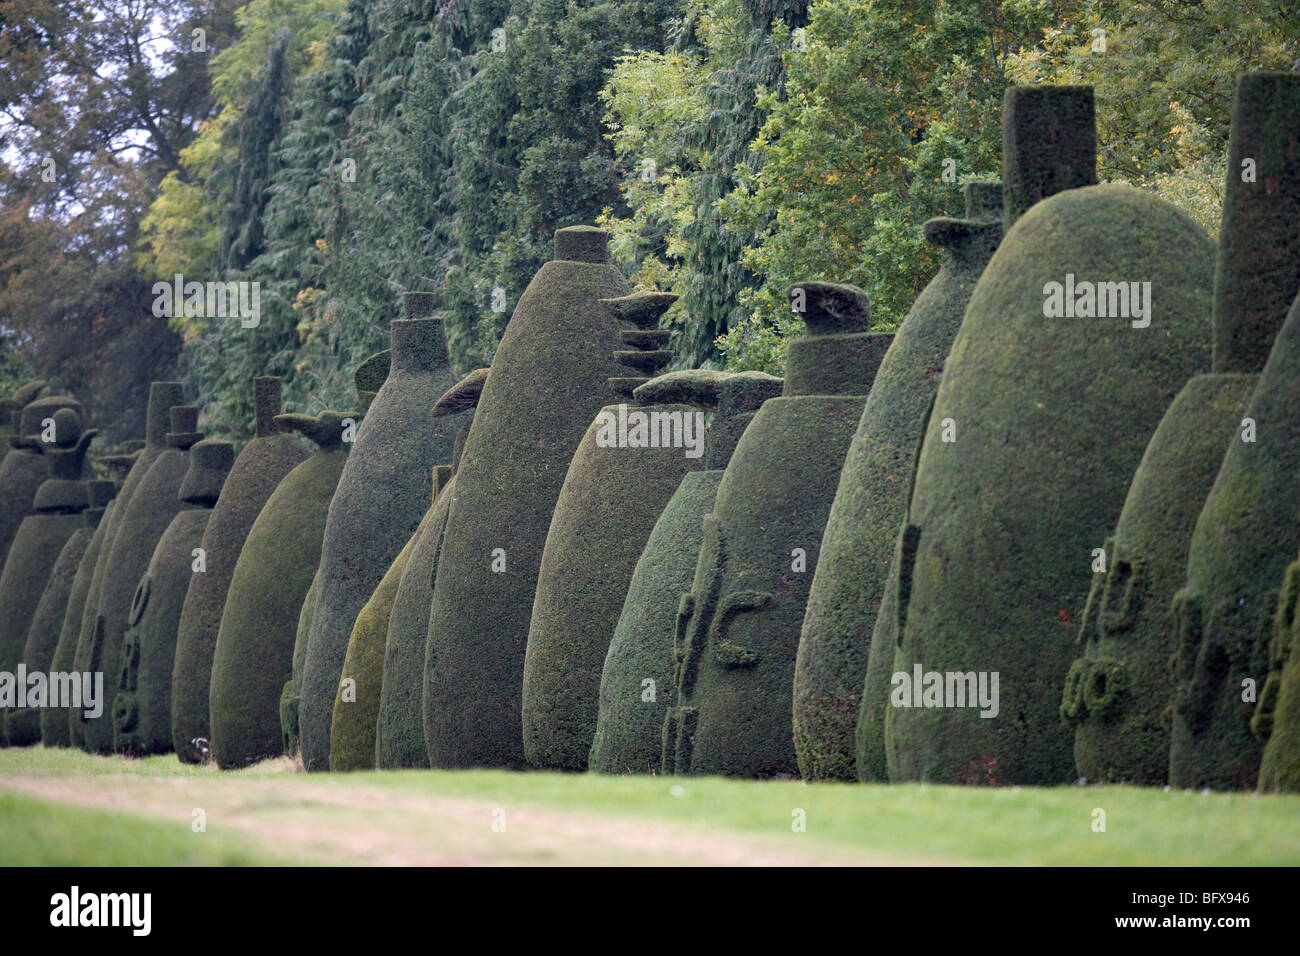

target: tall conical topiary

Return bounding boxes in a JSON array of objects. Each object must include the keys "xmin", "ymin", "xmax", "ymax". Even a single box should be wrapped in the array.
[
  {"xmin": 5, "ymin": 480, "xmax": 114, "ymax": 746},
  {"xmin": 0, "ymin": 405, "xmax": 98, "ymax": 744},
  {"xmin": 299, "ymin": 294, "xmax": 459, "ymax": 771},
  {"xmin": 796, "ymin": 182, "xmax": 1003, "ymax": 783},
  {"xmin": 1067, "ymin": 74, "xmax": 1300, "ymax": 785},
  {"xmin": 70, "ymin": 382, "xmax": 184, "ymax": 749},
  {"xmin": 0, "ymin": 395, "xmax": 85, "ymax": 576},
  {"xmin": 589, "ymin": 369, "xmax": 782, "ymax": 774},
  {"xmin": 330, "ymin": 534, "xmax": 414, "ymax": 772},
  {"xmin": 1171, "ymin": 298, "xmax": 1300, "ymax": 790},
  {"xmin": 281, "ymin": 571, "xmax": 319, "ymax": 757},
  {"xmin": 522, "ymin": 293, "xmax": 698, "ymax": 770},
  {"xmin": 113, "ymin": 441, "xmax": 232, "ymax": 756},
  {"xmin": 170, "ymin": 378, "xmax": 309, "ymax": 764},
  {"xmin": 887, "ymin": 86, "xmax": 1213, "ymax": 786},
  {"xmin": 377, "ymin": 464, "xmax": 454, "ymax": 770},
  {"xmin": 1258, "ymin": 551, "xmax": 1300, "ymax": 792},
  {"xmin": 43, "ymin": 465, "xmax": 126, "ymax": 747},
  {"xmin": 84, "ymin": 404, "xmax": 203, "ymax": 754},
  {"xmin": 209, "ymin": 411, "xmax": 354, "ymax": 770},
  {"xmin": 380, "ymin": 369, "xmax": 488, "ymax": 770},
  {"xmin": 425, "ymin": 227, "xmax": 634, "ymax": 769},
  {"xmin": 664, "ymin": 283, "xmax": 892, "ymax": 778}
]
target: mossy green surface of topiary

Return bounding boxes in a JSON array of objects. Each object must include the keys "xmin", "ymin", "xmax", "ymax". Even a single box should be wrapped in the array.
[
  {"xmin": 664, "ymin": 285, "xmax": 891, "ymax": 778},
  {"xmin": 378, "ymin": 468, "xmax": 453, "ymax": 770},
  {"xmin": 330, "ymin": 536, "xmax": 413, "ymax": 772},
  {"xmin": 589, "ymin": 470, "xmax": 722, "ymax": 774},
  {"xmin": 280, "ymin": 572, "xmax": 319, "ymax": 757},
  {"xmin": 1171, "ymin": 293, "xmax": 1300, "ymax": 790},
  {"xmin": 0, "ymin": 395, "xmax": 82, "ymax": 577},
  {"xmin": 889, "ymin": 184, "xmax": 1212, "ymax": 786},
  {"xmin": 3, "ymin": 525, "xmax": 94, "ymax": 745},
  {"xmin": 1257, "ymin": 553, "xmax": 1300, "ymax": 792},
  {"xmin": 71, "ymin": 382, "xmax": 184, "ymax": 749},
  {"xmin": 795, "ymin": 182, "xmax": 1003, "ymax": 782},
  {"xmin": 209, "ymin": 414, "xmax": 349, "ymax": 770},
  {"xmin": 522, "ymin": 402, "xmax": 697, "ymax": 770},
  {"xmin": 1066, "ymin": 375, "xmax": 1256, "ymax": 783},
  {"xmin": 112, "ymin": 509, "xmax": 213, "ymax": 756},
  {"xmin": 83, "ymin": 405, "xmax": 199, "ymax": 754},
  {"xmin": 1069, "ymin": 74, "xmax": 1300, "ymax": 786},
  {"xmin": 299, "ymin": 315, "xmax": 459, "ymax": 772},
  {"xmin": 43, "ymin": 504, "xmax": 111, "ymax": 747},
  {"xmin": 425, "ymin": 228, "xmax": 634, "ymax": 769},
  {"xmin": 170, "ymin": 380, "xmax": 309, "ymax": 764},
  {"xmin": 588, "ymin": 369, "xmax": 782, "ymax": 775}
]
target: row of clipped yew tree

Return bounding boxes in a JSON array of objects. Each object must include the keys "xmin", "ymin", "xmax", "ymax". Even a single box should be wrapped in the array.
[{"xmin": 0, "ymin": 77, "xmax": 1298, "ymax": 793}]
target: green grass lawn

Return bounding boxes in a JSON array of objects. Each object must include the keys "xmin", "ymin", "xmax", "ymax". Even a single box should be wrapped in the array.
[{"xmin": 1, "ymin": 747, "xmax": 1297, "ymax": 865}]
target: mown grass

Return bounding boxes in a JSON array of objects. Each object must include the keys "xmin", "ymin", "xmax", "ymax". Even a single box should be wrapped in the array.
[{"xmin": 2, "ymin": 747, "xmax": 1297, "ymax": 865}]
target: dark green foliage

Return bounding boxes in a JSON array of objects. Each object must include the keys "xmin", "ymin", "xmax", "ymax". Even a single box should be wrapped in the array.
[
  {"xmin": 796, "ymin": 182, "xmax": 1002, "ymax": 782},
  {"xmin": 1067, "ymin": 375, "xmax": 1256, "ymax": 783},
  {"xmin": 663, "ymin": 283, "xmax": 890, "ymax": 777},
  {"xmin": 299, "ymin": 306, "xmax": 459, "ymax": 772},
  {"xmin": 71, "ymin": 383, "xmax": 183, "ymax": 749},
  {"xmin": 1001, "ymin": 86, "xmax": 1097, "ymax": 227},
  {"xmin": 84, "ymin": 404, "xmax": 201, "ymax": 754},
  {"xmin": 1172, "ymin": 290, "xmax": 1300, "ymax": 790},
  {"xmin": 377, "ymin": 467, "xmax": 454, "ymax": 770},
  {"xmin": 1070, "ymin": 74, "xmax": 1300, "ymax": 785},
  {"xmin": 114, "ymin": 441, "xmax": 231, "ymax": 757},
  {"xmin": 1211, "ymin": 74, "xmax": 1300, "ymax": 374},
  {"xmin": 673, "ymin": 0, "xmax": 809, "ymax": 366},
  {"xmin": 522, "ymin": 293, "xmax": 695, "ymax": 770},
  {"xmin": 210, "ymin": 412, "xmax": 350, "ymax": 770},
  {"xmin": 43, "ymin": 498, "xmax": 112, "ymax": 747},
  {"xmin": 281, "ymin": 571, "xmax": 319, "ymax": 757},
  {"xmin": 589, "ymin": 368, "xmax": 782, "ymax": 774},
  {"xmin": 4, "ymin": 522, "xmax": 94, "ymax": 746},
  {"xmin": 425, "ymin": 227, "xmax": 634, "ymax": 768},
  {"xmin": 170, "ymin": 378, "xmax": 309, "ymax": 764},
  {"xmin": 890, "ymin": 183, "xmax": 1213, "ymax": 785},
  {"xmin": 1258, "ymin": 553, "xmax": 1300, "ymax": 792},
  {"xmin": 331, "ymin": 536, "xmax": 412, "ymax": 772}
]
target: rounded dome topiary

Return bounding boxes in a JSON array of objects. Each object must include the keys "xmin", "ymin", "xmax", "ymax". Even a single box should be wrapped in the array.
[
  {"xmin": 170, "ymin": 378, "xmax": 310, "ymax": 764},
  {"xmin": 887, "ymin": 175, "xmax": 1214, "ymax": 785},
  {"xmin": 70, "ymin": 382, "xmax": 184, "ymax": 749},
  {"xmin": 588, "ymin": 369, "xmax": 782, "ymax": 774},
  {"xmin": 84, "ymin": 403, "xmax": 201, "ymax": 754},
  {"xmin": 796, "ymin": 181, "xmax": 1003, "ymax": 783},
  {"xmin": 113, "ymin": 440, "xmax": 232, "ymax": 756},
  {"xmin": 663, "ymin": 282, "xmax": 893, "ymax": 778},
  {"xmin": 424, "ymin": 227, "xmax": 636, "ymax": 769},
  {"xmin": 1069, "ymin": 74, "xmax": 1300, "ymax": 785},
  {"xmin": 208, "ymin": 411, "xmax": 354, "ymax": 770}
]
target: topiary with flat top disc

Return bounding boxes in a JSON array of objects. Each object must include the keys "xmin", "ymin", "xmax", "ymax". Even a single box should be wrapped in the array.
[
  {"xmin": 589, "ymin": 369, "xmax": 782, "ymax": 774},
  {"xmin": 299, "ymin": 293, "xmax": 459, "ymax": 772},
  {"xmin": 797, "ymin": 181, "xmax": 1003, "ymax": 782},
  {"xmin": 663, "ymin": 282, "xmax": 893, "ymax": 778}
]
